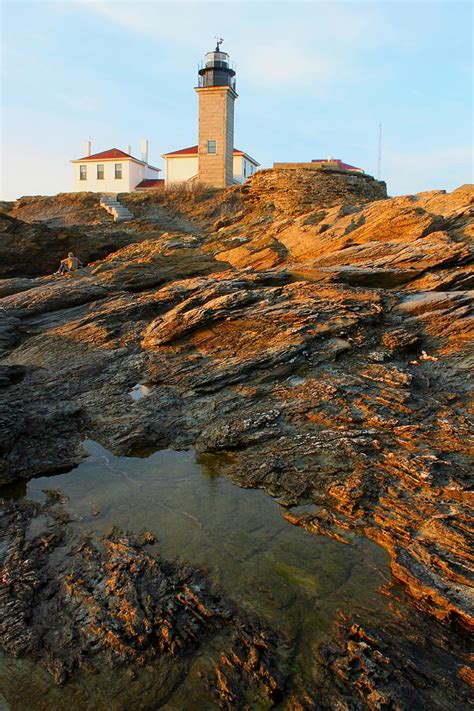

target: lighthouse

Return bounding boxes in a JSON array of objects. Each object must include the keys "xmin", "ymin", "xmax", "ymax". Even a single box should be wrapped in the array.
[{"xmin": 195, "ymin": 39, "xmax": 238, "ymax": 187}]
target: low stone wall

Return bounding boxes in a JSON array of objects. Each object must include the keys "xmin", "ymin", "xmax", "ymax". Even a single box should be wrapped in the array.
[{"xmin": 242, "ymin": 167, "xmax": 387, "ymax": 214}]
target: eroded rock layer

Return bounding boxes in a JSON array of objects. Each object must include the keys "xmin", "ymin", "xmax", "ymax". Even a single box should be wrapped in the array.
[
  {"xmin": 0, "ymin": 498, "xmax": 285, "ymax": 707},
  {"xmin": 0, "ymin": 172, "xmax": 473, "ymax": 708}
]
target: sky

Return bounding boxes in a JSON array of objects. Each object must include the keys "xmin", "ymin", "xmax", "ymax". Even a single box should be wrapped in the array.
[{"xmin": 1, "ymin": 0, "xmax": 472, "ymax": 200}]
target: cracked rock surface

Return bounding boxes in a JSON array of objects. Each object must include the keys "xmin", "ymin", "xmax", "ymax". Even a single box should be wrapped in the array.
[{"xmin": 0, "ymin": 173, "xmax": 473, "ymax": 708}]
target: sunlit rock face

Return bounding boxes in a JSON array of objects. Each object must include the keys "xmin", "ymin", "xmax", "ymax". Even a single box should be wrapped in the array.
[{"xmin": 0, "ymin": 175, "xmax": 472, "ymax": 708}]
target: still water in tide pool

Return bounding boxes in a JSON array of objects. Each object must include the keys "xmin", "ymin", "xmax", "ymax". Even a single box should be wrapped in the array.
[{"xmin": 0, "ymin": 441, "xmax": 391, "ymax": 710}]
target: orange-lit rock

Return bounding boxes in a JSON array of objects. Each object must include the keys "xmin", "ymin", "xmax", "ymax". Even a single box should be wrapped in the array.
[{"xmin": 0, "ymin": 175, "xmax": 472, "ymax": 707}]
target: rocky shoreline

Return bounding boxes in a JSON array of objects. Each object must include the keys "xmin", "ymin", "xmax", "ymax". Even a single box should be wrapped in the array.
[
  {"xmin": 0, "ymin": 497, "xmax": 286, "ymax": 707},
  {"xmin": 0, "ymin": 172, "xmax": 472, "ymax": 708}
]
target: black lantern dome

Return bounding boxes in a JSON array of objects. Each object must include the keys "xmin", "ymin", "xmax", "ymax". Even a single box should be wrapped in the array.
[{"xmin": 198, "ymin": 39, "xmax": 236, "ymax": 90}]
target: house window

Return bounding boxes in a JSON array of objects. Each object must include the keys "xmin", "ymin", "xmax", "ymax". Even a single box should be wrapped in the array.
[
  {"xmin": 207, "ymin": 140, "xmax": 217, "ymax": 154},
  {"xmin": 115, "ymin": 163, "xmax": 122, "ymax": 179},
  {"xmin": 243, "ymin": 162, "xmax": 247, "ymax": 177},
  {"xmin": 79, "ymin": 165, "xmax": 87, "ymax": 180},
  {"xmin": 97, "ymin": 164, "xmax": 104, "ymax": 180}
]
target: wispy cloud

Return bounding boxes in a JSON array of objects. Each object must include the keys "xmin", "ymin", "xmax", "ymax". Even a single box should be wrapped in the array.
[
  {"xmin": 78, "ymin": 1, "xmax": 394, "ymax": 88},
  {"xmin": 238, "ymin": 40, "xmax": 340, "ymax": 86}
]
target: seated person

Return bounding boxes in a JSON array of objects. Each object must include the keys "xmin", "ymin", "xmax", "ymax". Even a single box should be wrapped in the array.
[{"xmin": 56, "ymin": 252, "xmax": 83, "ymax": 275}]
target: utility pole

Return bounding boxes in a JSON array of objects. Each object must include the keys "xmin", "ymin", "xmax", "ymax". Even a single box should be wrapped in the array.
[{"xmin": 377, "ymin": 122, "xmax": 382, "ymax": 180}]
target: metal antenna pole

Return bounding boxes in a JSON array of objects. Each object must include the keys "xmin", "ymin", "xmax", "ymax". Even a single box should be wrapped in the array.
[{"xmin": 377, "ymin": 122, "xmax": 382, "ymax": 179}]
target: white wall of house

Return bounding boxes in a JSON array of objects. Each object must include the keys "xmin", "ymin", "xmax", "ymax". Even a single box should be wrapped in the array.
[
  {"xmin": 72, "ymin": 159, "xmax": 132, "ymax": 193},
  {"xmin": 164, "ymin": 154, "xmax": 258, "ymax": 187},
  {"xmin": 243, "ymin": 156, "xmax": 257, "ymax": 180},
  {"xmin": 165, "ymin": 156, "xmax": 198, "ymax": 185},
  {"xmin": 232, "ymin": 155, "xmax": 243, "ymax": 182},
  {"xmin": 71, "ymin": 159, "xmax": 160, "ymax": 193},
  {"xmin": 129, "ymin": 161, "xmax": 145, "ymax": 191},
  {"xmin": 233, "ymin": 155, "xmax": 258, "ymax": 183},
  {"xmin": 145, "ymin": 165, "xmax": 161, "ymax": 179}
]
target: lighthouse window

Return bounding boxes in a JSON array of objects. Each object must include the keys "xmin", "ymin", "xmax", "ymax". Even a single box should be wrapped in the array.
[
  {"xmin": 79, "ymin": 165, "xmax": 87, "ymax": 180},
  {"xmin": 115, "ymin": 164, "xmax": 122, "ymax": 179},
  {"xmin": 207, "ymin": 140, "xmax": 217, "ymax": 154},
  {"xmin": 97, "ymin": 164, "xmax": 104, "ymax": 180}
]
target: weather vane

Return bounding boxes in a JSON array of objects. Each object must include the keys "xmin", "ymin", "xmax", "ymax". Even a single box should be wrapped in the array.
[{"xmin": 215, "ymin": 37, "xmax": 224, "ymax": 51}]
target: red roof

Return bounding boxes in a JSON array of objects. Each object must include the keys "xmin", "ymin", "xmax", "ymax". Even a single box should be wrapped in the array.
[
  {"xmin": 162, "ymin": 145, "xmax": 199, "ymax": 157},
  {"xmin": 162, "ymin": 145, "xmax": 247, "ymax": 158},
  {"xmin": 135, "ymin": 179, "xmax": 165, "ymax": 189},
  {"xmin": 311, "ymin": 158, "xmax": 363, "ymax": 172},
  {"xmin": 76, "ymin": 148, "xmax": 137, "ymax": 161}
]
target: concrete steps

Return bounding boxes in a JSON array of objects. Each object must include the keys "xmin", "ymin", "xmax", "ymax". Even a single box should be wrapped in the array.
[{"xmin": 100, "ymin": 194, "xmax": 134, "ymax": 222}]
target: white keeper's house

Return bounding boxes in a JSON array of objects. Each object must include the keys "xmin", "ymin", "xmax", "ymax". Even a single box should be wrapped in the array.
[
  {"xmin": 71, "ymin": 140, "xmax": 163, "ymax": 193},
  {"xmin": 161, "ymin": 145, "xmax": 260, "ymax": 187}
]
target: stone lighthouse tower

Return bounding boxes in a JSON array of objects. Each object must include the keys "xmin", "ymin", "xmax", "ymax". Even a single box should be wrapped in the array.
[{"xmin": 195, "ymin": 40, "xmax": 237, "ymax": 187}]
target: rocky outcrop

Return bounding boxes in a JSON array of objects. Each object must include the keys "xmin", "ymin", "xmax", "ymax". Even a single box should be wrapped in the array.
[
  {"xmin": 316, "ymin": 597, "xmax": 472, "ymax": 711},
  {"xmin": 0, "ymin": 211, "xmax": 139, "ymax": 279},
  {"xmin": 7, "ymin": 192, "xmax": 111, "ymax": 226},
  {"xmin": 89, "ymin": 234, "xmax": 227, "ymax": 290},
  {"xmin": 240, "ymin": 166, "xmax": 387, "ymax": 213},
  {"xmin": 0, "ymin": 213, "xmax": 79, "ymax": 278},
  {"xmin": 0, "ymin": 178, "xmax": 472, "ymax": 707},
  {"xmin": 0, "ymin": 498, "xmax": 284, "ymax": 705}
]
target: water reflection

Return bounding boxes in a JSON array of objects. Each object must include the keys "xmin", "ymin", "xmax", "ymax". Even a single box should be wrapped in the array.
[
  {"xmin": 0, "ymin": 441, "xmax": 391, "ymax": 709},
  {"xmin": 128, "ymin": 383, "xmax": 153, "ymax": 401},
  {"xmin": 19, "ymin": 441, "xmax": 390, "ymax": 636}
]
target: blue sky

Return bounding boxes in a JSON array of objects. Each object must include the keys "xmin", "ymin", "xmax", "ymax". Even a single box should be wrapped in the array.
[{"xmin": 1, "ymin": 0, "xmax": 472, "ymax": 200}]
